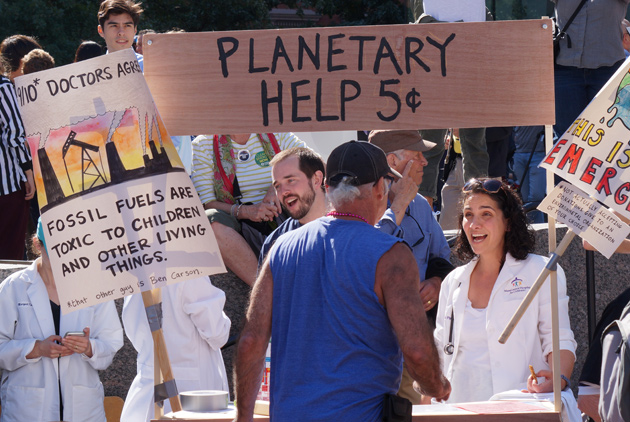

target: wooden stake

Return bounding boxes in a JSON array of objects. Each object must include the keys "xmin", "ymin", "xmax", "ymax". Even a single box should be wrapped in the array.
[
  {"xmin": 141, "ymin": 288, "xmax": 183, "ymax": 418},
  {"xmin": 545, "ymin": 124, "xmax": 561, "ymax": 413},
  {"xmin": 498, "ymin": 229, "xmax": 575, "ymax": 345}
]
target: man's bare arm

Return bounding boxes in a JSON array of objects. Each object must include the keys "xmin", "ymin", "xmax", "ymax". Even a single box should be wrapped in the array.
[
  {"xmin": 233, "ymin": 261, "xmax": 274, "ymax": 422},
  {"xmin": 375, "ymin": 243, "xmax": 451, "ymax": 401}
]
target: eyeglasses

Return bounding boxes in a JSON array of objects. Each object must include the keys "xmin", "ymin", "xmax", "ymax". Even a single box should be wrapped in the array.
[
  {"xmin": 383, "ymin": 175, "xmax": 394, "ymax": 191},
  {"xmin": 376, "ymin": 175, "xmax": 395, "ymax": 191},
  {"xmin": 462, "ymin": 178, "xmax": 503, "ymax": 194},
  {"xmin": 405, "ymin": 208, "xmax": 425, "ymax": 247}
]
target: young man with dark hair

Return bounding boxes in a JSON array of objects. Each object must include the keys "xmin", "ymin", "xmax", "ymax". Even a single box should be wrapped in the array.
[
  {"xmin": 97, "ymin": 0, "xmax": 144, "ymax": 69},
  {"xmin": 258, "ymin": 147, "xmax": 328, "ymax": 265}
]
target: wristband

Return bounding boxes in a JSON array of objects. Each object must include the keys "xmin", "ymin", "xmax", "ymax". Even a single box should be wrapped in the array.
[
  {"xmin": 236, "ymin": 204, "xmax": 243, "ymax": 219},
  {"xmin": 560, "ymin": 374, "xmax": 571, "ymax": 390},
  {"xmin": 230, "ymin": 204, "xmax": 237, "ymax": 218}
]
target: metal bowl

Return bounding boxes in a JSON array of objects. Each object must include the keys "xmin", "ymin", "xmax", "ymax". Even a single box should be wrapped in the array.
[{"xmin": 179, "ymin": 390, "xmax": 229, "ymax": 412}]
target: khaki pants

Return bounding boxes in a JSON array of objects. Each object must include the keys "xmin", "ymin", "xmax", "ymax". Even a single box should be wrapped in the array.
[{"xmin": 397, "ymin": 363, "xmax": 422, "ymax": 404}]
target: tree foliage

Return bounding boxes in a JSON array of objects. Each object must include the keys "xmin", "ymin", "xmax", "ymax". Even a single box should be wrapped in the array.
[
  {"xmin": 275, "ymin": 0, "xmax": 410, "ymax": 26},
  {"xmin": 141, "ymin": 0, "xmax": 274, "ymax": 33},
  {"xmin": 0, "ymin": 0, "xmax": 98, "ymax": 66},
  {"xmin": 0, "ymin": 0, "xmax": 570, "ymax": 67}
]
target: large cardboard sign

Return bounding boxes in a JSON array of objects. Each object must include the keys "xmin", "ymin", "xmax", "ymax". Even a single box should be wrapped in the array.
[
  {"xmin": 15, "ymin": 50, "xmax": 225, "ymax": 313},
  {"xmin": 539, "ymin": 182, "xmax": 630, "ymax": 258},
  {"xmin": 541, "ymin": 59, "xmax": 630, "ymax": 221},
  {"xmin": 143, "ymin": 19, "xmax": 555, "ymax": 135}
]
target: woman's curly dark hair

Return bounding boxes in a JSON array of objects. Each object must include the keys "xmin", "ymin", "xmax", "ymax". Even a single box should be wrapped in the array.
[{"xmin": 454, "ymin": 178, "xmax": 535, "ymax": 261}]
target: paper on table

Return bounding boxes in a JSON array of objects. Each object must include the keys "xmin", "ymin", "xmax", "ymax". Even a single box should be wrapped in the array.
[
  {"xmin": 412, "ymin": 404, "xmax": 467, "ymax": 414},
  {"xmin": 454, "ymin": 401, "xmax": 550, "ymax": 414}
]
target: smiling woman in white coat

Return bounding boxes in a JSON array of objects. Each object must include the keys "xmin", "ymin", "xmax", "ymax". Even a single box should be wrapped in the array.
[
  {"xmin": 0, "ymin": 223, "xmax": 123, "ymax": 422},
  {"xmin": 433, "ymin": 178, "xmax": 577, "ymax": 404},
  {"xmin": 120, "ymin": 276, "xmax": 231, "ymax": 422}
]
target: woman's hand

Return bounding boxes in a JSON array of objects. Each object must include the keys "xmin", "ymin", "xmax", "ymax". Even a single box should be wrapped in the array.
[
  {"xmin": 525, "ymin": 369, "xmax": 559, "ymax": 393},
  {"xmin": 242, "ymin": 202, "xmax": 278, "ymax": 222},
  {"xmin": 261, "ymin": 186, "xmax": 282, "ymax": 215},
  {"xmin": 419, "ymin": 277, "xmax": 441, "ymax": 311},
  {"xmin": 24, "ymin": 169, "xmax": 36, "ymax": 200},
  {"xmin": 27, "ymin": 335, "xmax": 72, "ymax": 359},
  {"xmin": 61, "ymin": 327, "xmax": 93, "ymax": 357}
]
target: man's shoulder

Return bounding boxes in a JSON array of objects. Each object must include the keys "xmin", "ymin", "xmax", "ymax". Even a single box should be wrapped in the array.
[{"xmin": 268, "ymin": 218, "xmax": 302, "ymax": 243}]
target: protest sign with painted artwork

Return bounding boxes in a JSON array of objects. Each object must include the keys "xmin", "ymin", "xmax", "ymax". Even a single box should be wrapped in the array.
[
  {"xmin": 14, "ymin": 50, "xmax": 225, "ymax": 314},
  {"xmin": 540, "ymin": 58, "xmax": 630, "ymax": 221}
]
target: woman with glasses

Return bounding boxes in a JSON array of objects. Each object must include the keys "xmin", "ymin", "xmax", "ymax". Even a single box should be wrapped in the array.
[{"xmin": 432, "ymin": 178, "xmax": 577, "ymax": 404}]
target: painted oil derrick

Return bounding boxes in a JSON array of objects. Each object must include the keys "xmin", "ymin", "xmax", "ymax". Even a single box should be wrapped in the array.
[{"xmin": 62, "ymin": 130, "xmax": 107, "ymax": 192}]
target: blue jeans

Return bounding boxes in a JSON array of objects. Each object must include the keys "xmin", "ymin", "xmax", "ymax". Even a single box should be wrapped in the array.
[
  {"xmin": 512, "ymin": 151, "xmax": 546, "ymax": 224},
  {"xmin": 554, "ymin": 61, "xmax": 624, "ymax": 136},
  {"xmin": 418, "ymin": 128, "xmax": 487, "ymax": 200}
]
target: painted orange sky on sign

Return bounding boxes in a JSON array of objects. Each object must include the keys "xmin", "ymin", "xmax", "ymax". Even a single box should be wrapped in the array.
[{"xmin": 28, "ymin": 107, "xmax": 180, "ymax": 208}]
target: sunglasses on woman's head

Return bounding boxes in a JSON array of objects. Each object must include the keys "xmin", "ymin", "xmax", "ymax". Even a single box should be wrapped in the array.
[{"xmin": 462, "ymin": 178, "xmax": 503, "ymax": 194}]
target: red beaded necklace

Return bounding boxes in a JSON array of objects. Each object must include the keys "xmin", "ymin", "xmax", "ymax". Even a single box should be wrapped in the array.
[{"xmin": 326, "ymin": 211, "xmax": 369, "ymax": 224}]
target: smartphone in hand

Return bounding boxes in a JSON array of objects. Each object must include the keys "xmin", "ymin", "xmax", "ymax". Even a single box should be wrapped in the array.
[{"xmin": 64, "ymin": 331, "xmax": 85, "ymax": 337}]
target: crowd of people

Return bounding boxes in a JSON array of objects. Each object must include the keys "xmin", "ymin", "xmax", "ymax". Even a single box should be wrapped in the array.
[{"xmin": 0, "ymin": 0, "xmax": 629, "ymax": 422}]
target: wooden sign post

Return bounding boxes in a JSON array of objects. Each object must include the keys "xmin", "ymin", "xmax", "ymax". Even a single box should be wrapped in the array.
[{"xmin": 142, "ymin": 288, "xmax": 183, "ymax": 416}]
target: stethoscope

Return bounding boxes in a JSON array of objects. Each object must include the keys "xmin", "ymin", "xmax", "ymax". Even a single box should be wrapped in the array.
[
  {"xmin": 443, "ymin": 281, "xmax": 461, "ymax": 356},
  {"xmin": 444, "ymin": 308, "xmax": 455, "ymax": 355}
]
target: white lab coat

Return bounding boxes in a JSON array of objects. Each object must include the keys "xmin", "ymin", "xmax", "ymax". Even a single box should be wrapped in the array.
[
  {"xmin": 0, "ymin": 262, "xmax": 123, "ymax": 422},
  {"xmin": 434, "ymin": 253, "xmax": 577, "ymax": 400},
  {"xmin": 120, "ymin": 276, "xmax": 231, "ymax": 422}
]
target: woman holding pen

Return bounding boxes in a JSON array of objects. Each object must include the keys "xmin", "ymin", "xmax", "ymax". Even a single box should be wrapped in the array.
[{"xmin": 433, "ymin": 178, "xmax": 577, "ymax": 403}]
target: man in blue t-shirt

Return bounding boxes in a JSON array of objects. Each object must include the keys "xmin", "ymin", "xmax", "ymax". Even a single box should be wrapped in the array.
[
  {"xmin": 234, "ymin": 141, "xmax": 450, "ymax": 422},
  {"xmin": 258, "ymin": 147, "xmax": 328, "ymax": 266}
]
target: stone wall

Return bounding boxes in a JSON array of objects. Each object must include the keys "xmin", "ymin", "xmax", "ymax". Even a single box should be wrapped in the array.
[{"xmin": 1, "ymin": 223, "xmax": 628, "ymax": 400}]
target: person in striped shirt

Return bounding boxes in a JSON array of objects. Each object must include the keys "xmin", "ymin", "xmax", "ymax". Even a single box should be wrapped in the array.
[
  {"xmin": 191, "ymin": 132, "xmax": 306, "ymax": 286},
  {"xmin": 0, "ymin": 58, "xmax": 35, "ymax": 259}
]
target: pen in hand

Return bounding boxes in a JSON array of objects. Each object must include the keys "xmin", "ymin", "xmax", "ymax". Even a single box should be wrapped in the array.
[{"xmin": 529, "ymin": 365, "xmax": 538, "ymax": 384}]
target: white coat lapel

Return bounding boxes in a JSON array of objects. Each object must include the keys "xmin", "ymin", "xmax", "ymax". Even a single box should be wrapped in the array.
[
  {"xmin": 26, "ymin": 267, "xmax": 61, "ymax": 378},
  {"xmin": 452, "ymin": 261, "xmax": 474, "ymax": 354},
  {"xmin": 487, "ymin": 253, "xmax": 518, "ymax": 307},
  {"xmin": 26, "ymin": 269, "xmax": 56, "ymax": 339}
]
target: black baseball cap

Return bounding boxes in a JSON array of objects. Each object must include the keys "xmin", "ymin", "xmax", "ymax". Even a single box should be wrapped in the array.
[{"xmin": 326, "ymin": 141, "xmax": 402, "ymax": 187}]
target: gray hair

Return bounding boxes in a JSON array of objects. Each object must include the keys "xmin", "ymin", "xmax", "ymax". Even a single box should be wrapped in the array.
[
  {"xmin": 327, "ymin": 176, "xmax": 362, "ymax": 208},
  {"xmin": 327, "ymin": 176, "xmax": 389, "ymax": 208},
  {"xmin": 387, "ymin": 149, "xmax": 405, "ymax": 161}
]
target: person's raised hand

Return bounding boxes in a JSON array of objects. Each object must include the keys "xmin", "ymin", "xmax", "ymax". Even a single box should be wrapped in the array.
[{"xmin": 62, "ymin": 327, "xmax": 93, "ymax": 357}]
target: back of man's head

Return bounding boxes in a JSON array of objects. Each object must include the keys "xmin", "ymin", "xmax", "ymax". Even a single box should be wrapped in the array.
[
  {"xmin": 22, "ymin": 49, "xmax": 55, "ymax": 74},
  {"xmin": 326, "ymin": 141, "xmax": 400, "ymax": 188},
  {"xmin": 98, "ymin": 0, "xmax": 144, "ymax": 28}
]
